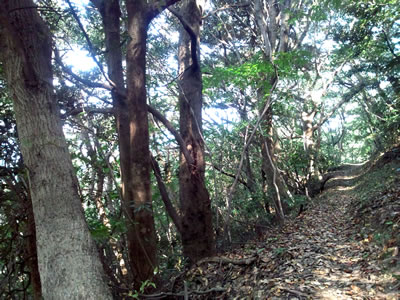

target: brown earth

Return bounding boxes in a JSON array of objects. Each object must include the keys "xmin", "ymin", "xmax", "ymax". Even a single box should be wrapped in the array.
[{"xmin": 146, "ymin": 150, "xmax": 400, "ymax": 299}]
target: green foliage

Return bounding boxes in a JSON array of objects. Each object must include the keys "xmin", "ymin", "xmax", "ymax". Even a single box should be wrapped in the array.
[
  {"xmin": 128, "ymin": 280, "xmax": 157, "ymax": 299},
  {"xmin": 204, "ymin": 50, "xmax": 313, "ymax": 93},
  {"xmin": 1, "ymin": 0, "xmax": 400, "ymax": 297},
  {"xmin": 274, "ymin": 247, "xmax": 288, "ymax": 256},
  {"xmin": 86, "ymin": 206, "xmax": 126, "ymax": 243}
]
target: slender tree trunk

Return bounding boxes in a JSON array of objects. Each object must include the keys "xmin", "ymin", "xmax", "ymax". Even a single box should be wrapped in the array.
[
  {"xmin": 94, "ymin": 0, "xmax": 141, "ymax": 283},
  {"xmin": 98, "ymin": 0, "xmax": 156, "ymax": 285},
  {"xmin": 0, "ymin": 1, "xmax": 112, "ymax": 298},
  {"xmin": 124, "ymin": 2, "xmax": 158, "ymax": 285},
  {"xmin": 178, "ymin": 0, "xmax": 215, "ymax": 262},
  {"xmin": 302, "ymin": 110, "xmax": 317, "ymax": 197},
  {"xmin": 95, "ymin": 0, "xmax": 181, "ymax": 285},
  {"xmin": 302, "ymin": 109, "xmax": 317, "ymax": 177},
  {"xmin": 260, "ymin": 109, "xmax": 286, "ymax": 223},
  {"xmin": 238, "ymin": 101, "xmax": 256, "ymax": 192},
  {"xmin": 254, "ymin": 0, "xmax": 293, "ymax": 222}
]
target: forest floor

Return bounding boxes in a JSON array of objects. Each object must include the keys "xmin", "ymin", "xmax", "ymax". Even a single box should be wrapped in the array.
[
  {"xmin": 157, "ymin": 149, "xmax": 400, "ymax": 300},
  {"xmin": 160, "ymin": 148, "xmax": 400, "ymax": 300}
]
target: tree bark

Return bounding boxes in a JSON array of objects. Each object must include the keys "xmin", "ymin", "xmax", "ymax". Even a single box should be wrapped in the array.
[
  {"xmin": 94, "ymin": 0, "xmax": 152, "ymax": 285},
  {"xmin": 93, "ymin": 0, "xmax": 181, "ymax": 285},
  {"xmin": 260, "ymin": 108, "xmax": 287, "ymax": 223},
  {"xmin": 124, "ymin": 1, "xmax": 158, "ymax": 285},
  {"xmin": 254, "ymin": 0, "xmax": 293, "ymax": 222},
  {"xmin": 0, "ymin": 1, "xmax": 112, "ymax": 298},
  {"xmin": 177, "ymin": 0, "xmax": 215, "ymax": 263},
  {"xmin": 24, "ymin": 191, "xmax": 42, "ymax": 300},
  {"xmin": 302, "ymin": 109, "xmax": 318, "ymax": 177}
]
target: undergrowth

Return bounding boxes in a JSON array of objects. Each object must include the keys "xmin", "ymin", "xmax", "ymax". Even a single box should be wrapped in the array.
[{"xmin": 349, "ymin": 148, "xmax": 400, "ymax": 277}]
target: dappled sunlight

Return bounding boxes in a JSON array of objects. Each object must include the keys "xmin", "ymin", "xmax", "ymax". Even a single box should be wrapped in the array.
[
  {"xmin": 1, "ymin": 0, "xmax": 399, "ymax": 297},
  {"xmin": 174, "ymin": 179, "xmax": 400, "ymax": 299},
  {"xmin": 258, "ymin": 189, "xmax": 399, "ymax": 299},
  {"xmin": 335, "ymin": 184, "xmax": 358, "ymax": 191},
  {"xmin": 324, "ymin": 160, "xmax": 372, "ymax": 191}
]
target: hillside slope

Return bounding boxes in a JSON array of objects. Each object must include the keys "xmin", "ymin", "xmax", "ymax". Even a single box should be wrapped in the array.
[{"xmin": 149, "ymin": 147, "xmax": 400, "ymax": 299}]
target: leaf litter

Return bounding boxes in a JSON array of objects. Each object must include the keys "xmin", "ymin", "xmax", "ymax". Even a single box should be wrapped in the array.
[{"xmin": 165, "ymin": 186, "xmax": 399, "ymax": 299}]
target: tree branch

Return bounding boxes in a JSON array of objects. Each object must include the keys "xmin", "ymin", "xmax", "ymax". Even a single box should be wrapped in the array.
[
  {"xmin": 212, "ymin": 165, "xmax": 249, "ymax": 189},
  {"xmin": 382, "ymin": 29, "xmax": 398, "ymax": 58},
  {"xmin": 54, "ymin": 49, "xmax": 114, "ymax": 91},
  {"xmin": 139, "ymin": 287, "xmax": 226, "ymax": 299},
  {"xmin": 54, "ymin": 53, "xmax": 194, "ymax": 165},
  {"xmin": 168, "ymin": 7, "xmax": 199, "ymax": 70},
  {"xmin": 150, "ymin": 155, "xmax": 182, "ymax": 233},
  {"xmin": 64, "ymin": 0, "xmax": 115, "ymax": 87},
  {"xmin": 148, "ymin": 0, "xmax": 181, "ymax": 20},
  {"xmin": 226, "ymin": 69, "xmax": 279, "ymax": 202},
  {"xmin": 147, "ymin": 105, "xmax": 194, "ymax": 166},
  {"xmin": 203, "ymin": 2, "xmax": 251, "ymax": 19},
  {"xmin": 314, "ymin": 81, "xmax": 366, "ymax": 130},
  {"xmin": 61, "ymin": 106, "xmax": 114, "ymax": 119},
  {"xmin": 196, "ymin": 255, "xmax": 257, "ymax": 266}
]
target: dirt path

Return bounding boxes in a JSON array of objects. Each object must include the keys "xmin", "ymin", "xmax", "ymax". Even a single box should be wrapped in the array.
[
  {"xmin": 252, "ymin": 188, "xmax": 399, "ymax": 299},
  {"xmin": 174, "ymin": 186, "xmax": 399, "ymax": 299}
]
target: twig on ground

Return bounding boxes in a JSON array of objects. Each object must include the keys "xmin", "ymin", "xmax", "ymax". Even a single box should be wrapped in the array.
[
  {"xmin": 196, "ymin": 255, "xmax": 258, "ymax": 266},
  {"xmin": 279, "ymin": 286, "xmax": 309, "ymax": 298},
  {"xmin": 139, "ymin": 287, "xmax": 226, "ymax": 298}
]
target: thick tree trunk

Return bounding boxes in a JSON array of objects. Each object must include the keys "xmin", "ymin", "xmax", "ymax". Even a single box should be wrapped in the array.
[
  {"xmin": 125, "ymin": 1, "xmax": 157, "ymax": 285},
  {"xmin": 178, "ymin": 0, "xmax": 215, "ymax": 263},
  {"xmin": 0, "ymin": 1, "xmax": 112, "ymax": 299}
]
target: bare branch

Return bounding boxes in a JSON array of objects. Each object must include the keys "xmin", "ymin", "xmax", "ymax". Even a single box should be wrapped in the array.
[
  {"xmin": 150, "ymin": 155, "xmax": 182, "ymax": 233},
  {"xmin": 64, "ymin": 0, "xmax": 115, "ymax": 87},
  {"xmin": 382, "ymin": 29, "xmax": 398, "ymax": 58},
  {"xmin": 203, "ymin": 2, "xmax": 251, "ymax": 19},
  {"xmin": 147, "ymin": 105, "xmax": 194, "ymax": 166},
  {"xmin": 227, "ymin": 69, "xmax": 279, "ymax": 202},
  {"xmin": 168, "ymin": 7, "xmax": 196, "ymax": 39},
  {"xmin": 315, "ymin": 81, "xmax": 366, "ymax": 130},
  {"xmin": 139, "ymin": 287, "xmax": 226, "ymax": 299},
  {"xmin": 54, "ymin": 49, "xmax": 114, "ymax": 91},
  {"xmin": 61, "ymin": 106, "xmax": 114, "ymax": 119},
  {"xmin": 196, "ymin": 255, "xmax": 257, "ymax": 266},
  {"xmin": 212, "ymin": 164, "xmax": 249, "ymax": 189},
  {"xmin": 55, "ymin": 51, "xmax": 191, "ymax": 165},
  {"xmin": 294, "ymin": 10, "xmax": 312, "ymax": 50},
  {"xmin": 168, "ymin": 7, "xmax": 199, "ymax": 69}
]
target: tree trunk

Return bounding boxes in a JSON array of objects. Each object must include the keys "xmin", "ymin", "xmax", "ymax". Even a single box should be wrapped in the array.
[
  {"xmin": 124, "ymin": 1, "xmax": 158, "ymax": 285},
  {"xmin": 95, "ymin": 0, "xmax": 181, "ymax": 285},
  {"xmin": 24, "ymin": 192, "xmax": 42, "ymax": 300},
  {"xmin": 178, "ymin": 0, "xmax": 215, "ymax": 263},
  {"xmin": 302, "ymin": 109, "xmax": 317, "ymax": 177},
  {"xmin": 260, "ymin": 109, "xmax": 287, "ymax": 223},
  {"xmin": 0, "ymin": 1, "xmax": 112, "ymax": 298},
  {"xmin": 95, "ymin": 0, "xmax": 142, "ymax": 284},
  {"xmin": 254, "ymin": 0, "xmax": 293, "ymax": 222}
]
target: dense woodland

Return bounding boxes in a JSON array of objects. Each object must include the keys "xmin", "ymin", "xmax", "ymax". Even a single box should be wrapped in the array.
[{"xmin": 0, "ymin": 0, "xmax": 399, "ymax": 299}]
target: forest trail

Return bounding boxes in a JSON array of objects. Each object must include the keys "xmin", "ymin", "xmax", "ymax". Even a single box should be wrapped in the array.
[
  {"xmin": 170, "ymin": 159, "xmax": 400, "ymax": 299},
  {"xmin": 323, "ymin": 162, "xmax": 369, "ymax": 191},
  {"xmin": 249, "ymin": 188, "xmax": 399, "ymax": 300}
]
